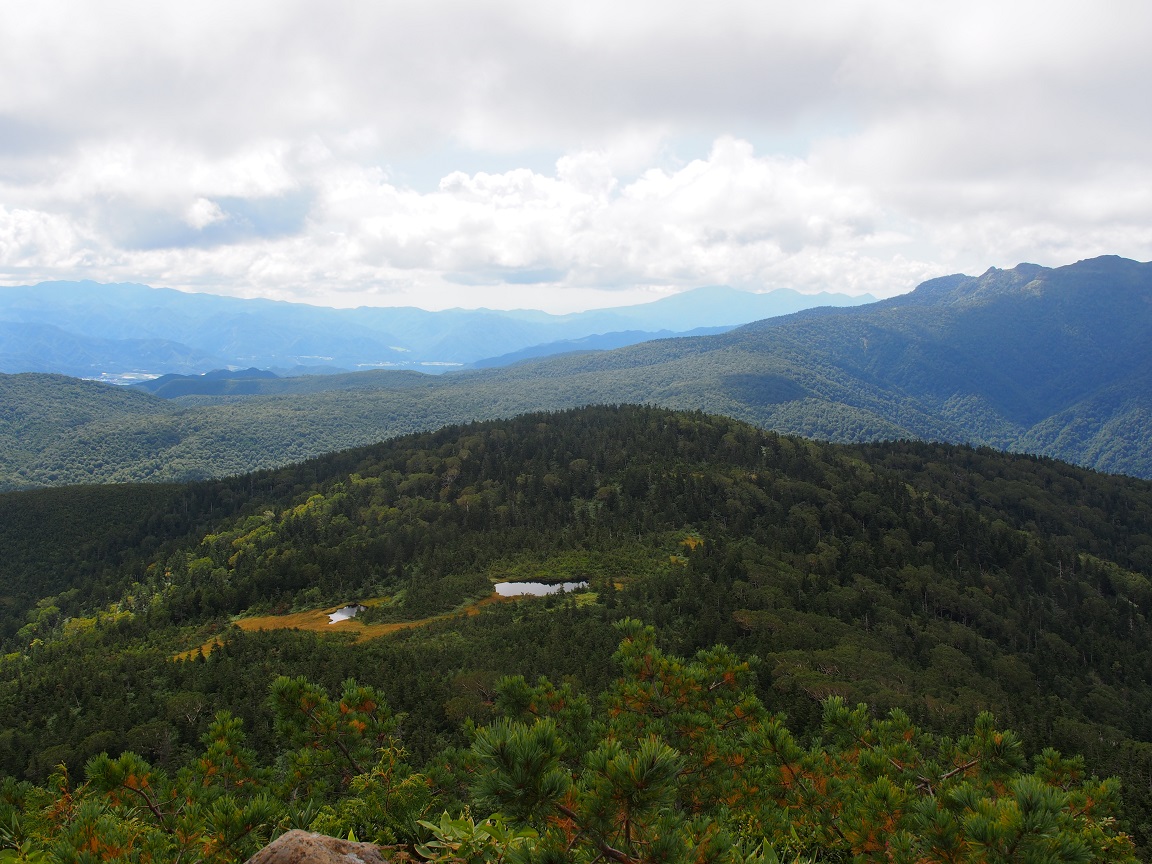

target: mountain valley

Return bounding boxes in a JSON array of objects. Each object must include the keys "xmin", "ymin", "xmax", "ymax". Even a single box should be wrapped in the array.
[{"xmin": 2, "ymin": 255, "xmax": 1149, "ymax": 489}]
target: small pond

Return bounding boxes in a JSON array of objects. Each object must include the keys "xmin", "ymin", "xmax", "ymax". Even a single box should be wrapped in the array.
[
  {"xmin": 328, "ymin": 604, "xmax": 367, "ymax": 623},
  {"xmin": 495, "ymin": 581, "xmax": 588, "ymax": 597}
]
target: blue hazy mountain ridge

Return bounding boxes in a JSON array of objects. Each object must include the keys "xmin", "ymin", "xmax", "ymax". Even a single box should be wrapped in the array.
[
  {"xmin": 0, "ymin": 283, "xmax": 414, "ymax": 374},
  {"xmin": 0, "ymin": 280, "xmax": 874, "ymax": 376},
  {"xmin": 0, "ymin": 255, "xmax": 1148, "ymax": 488},
  {"xmin": 468, "ymin": 326, "xmax": 735, "ymax": 368},
  {"xmin": 129, "ymin": 328, "xmax": 741, "ymax": 393},
  {"xmin": 0, "ymin": 320, "xmax": 226, "ymax": 377}
]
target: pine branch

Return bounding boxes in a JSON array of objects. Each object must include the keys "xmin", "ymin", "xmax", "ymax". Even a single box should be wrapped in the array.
[{"xmin": 555, "ymin": 804, "xmax": 636, "ymax": 864}]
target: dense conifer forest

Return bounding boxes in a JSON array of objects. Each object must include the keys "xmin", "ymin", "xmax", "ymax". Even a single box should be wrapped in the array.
[{"xmin": 3, "ymin": 406, "xmax": 1152, "ymax": 861}]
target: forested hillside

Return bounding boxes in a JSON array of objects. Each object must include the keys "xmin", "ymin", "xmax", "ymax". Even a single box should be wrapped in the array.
[
  {"xmin": 2, "ymin": 406, "xmax": 1152, "ymax": 860},
  {"xmin": 3, "ymin": 256, "xmax": 1151, "ymax": 491}
]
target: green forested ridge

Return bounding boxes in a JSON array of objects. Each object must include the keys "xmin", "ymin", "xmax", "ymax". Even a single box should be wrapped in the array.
[
  {"xmin": 3, "ymin": 255, "xmax": 1151, "ymax": 491},
  {"xmin": 2, "ymin": 406, "xmax": 1152, "ymax": 860},
  {"xmin": 0, "ymin": 375, "xmax": 177, "ymax": 487}
]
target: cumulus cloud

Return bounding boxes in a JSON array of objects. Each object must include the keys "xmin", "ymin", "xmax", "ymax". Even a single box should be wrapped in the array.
[
  {"xmin": 0, "ymin": 136, "xmax": 939, "ymax": 306},
  {"xmin": 0, "ymin": 0, "xmax": 1149, "ymax": 310}
]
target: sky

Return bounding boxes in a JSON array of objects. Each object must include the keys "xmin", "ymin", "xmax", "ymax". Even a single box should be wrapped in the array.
[{"xmin": 1, "ymin": 1, "xmax": 1150, "ymax": 313}]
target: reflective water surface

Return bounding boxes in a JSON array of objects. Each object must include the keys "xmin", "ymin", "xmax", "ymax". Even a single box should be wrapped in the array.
[
  {"xmin": 494, "ymin": 581, "xmax": 588, "ymax": 597},
  {"xmin": 328, "ymin": 604, "xmax": 366, "ymax": 623}
]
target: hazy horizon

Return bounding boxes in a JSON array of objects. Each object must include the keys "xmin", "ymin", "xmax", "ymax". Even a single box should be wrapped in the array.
[{"xmin": 0, "ymin": 275, "xmax": 884, "ymax": 315}]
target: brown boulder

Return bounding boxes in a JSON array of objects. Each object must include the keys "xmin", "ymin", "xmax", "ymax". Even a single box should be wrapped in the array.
[{"xmin": 245, "ymin": 830, "xmax": 391, "ymax": 864}]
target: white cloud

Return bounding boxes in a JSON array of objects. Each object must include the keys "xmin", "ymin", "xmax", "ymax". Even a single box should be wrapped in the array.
[
  {"xmin": 0, "ymin": 206, "xmax": 91, "ymax": 273},
  {"xmin": 185, "ymin": 198, "xmax": 226, "ymax": 230},
  {"xmin": 0, "ymin": 0, "xmax": 1149, "ymax": 311}
]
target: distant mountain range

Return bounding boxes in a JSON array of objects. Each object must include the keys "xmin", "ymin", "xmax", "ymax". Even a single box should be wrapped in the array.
[
  {"xmin": 0, "ymin": 281, "xmax": 874, "ymax": 379},
  {"xmin": 1, "ymin": 255, "xmax": 1149, "ymax": 488}
]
